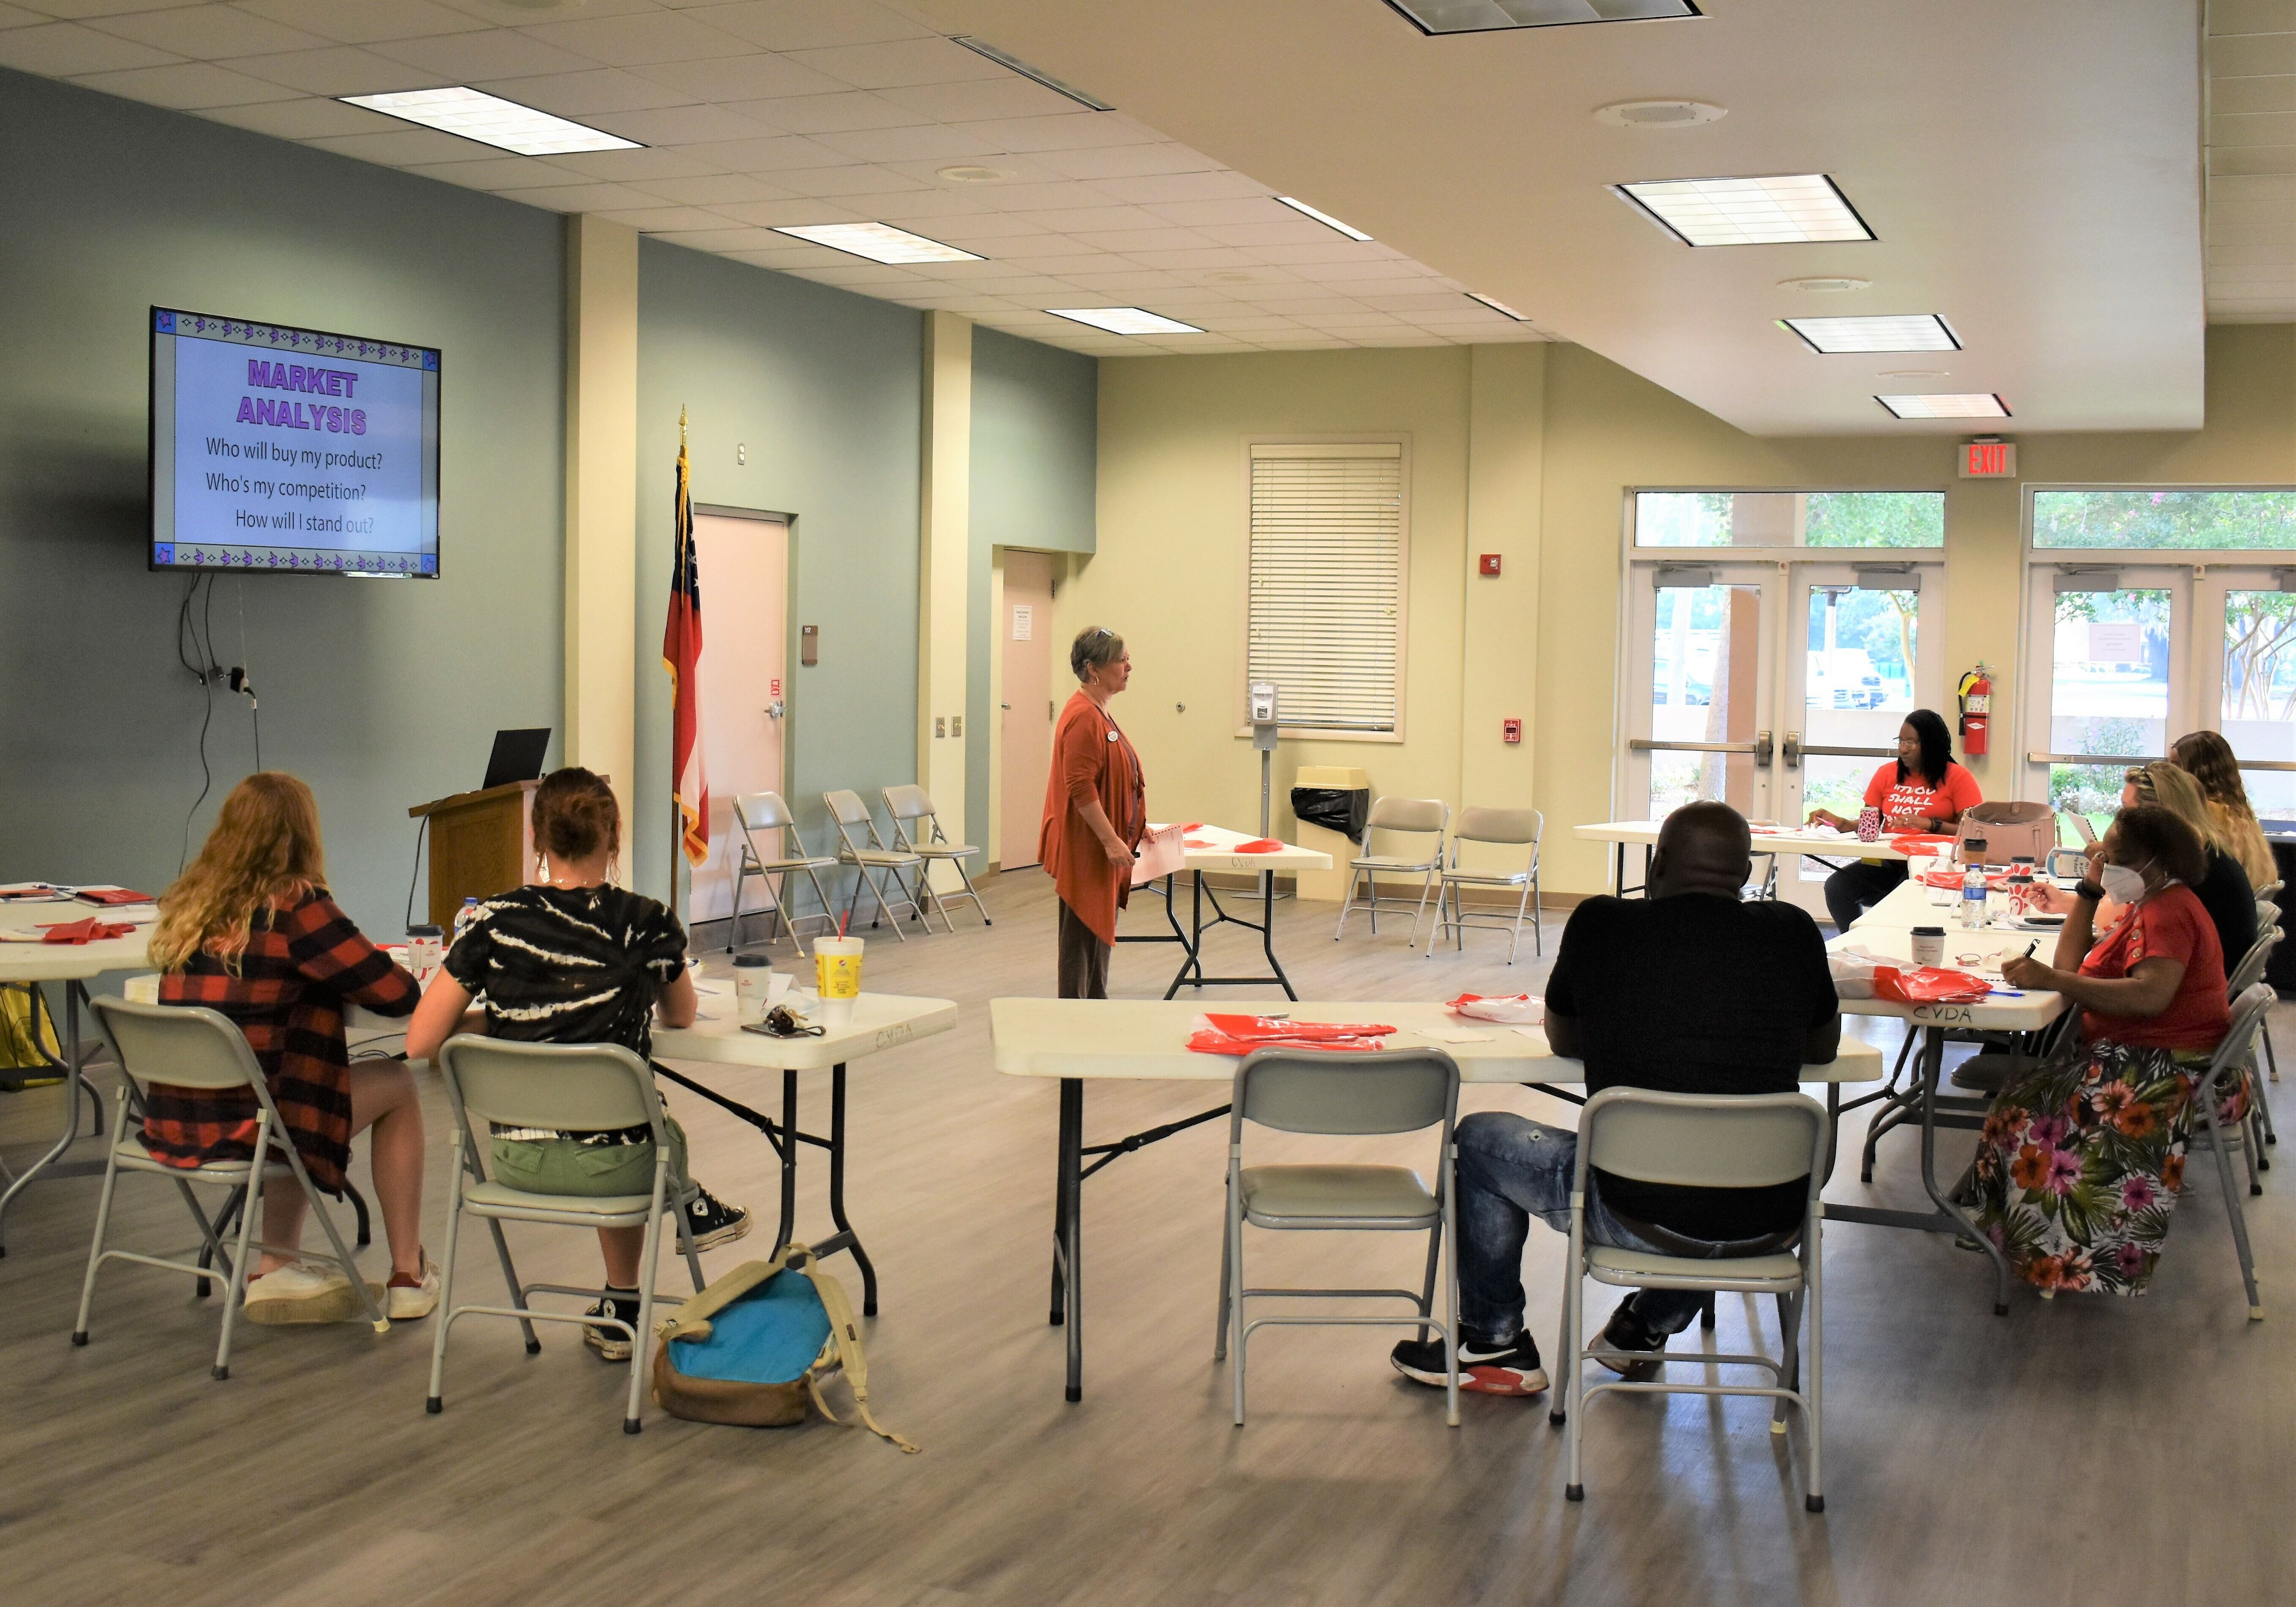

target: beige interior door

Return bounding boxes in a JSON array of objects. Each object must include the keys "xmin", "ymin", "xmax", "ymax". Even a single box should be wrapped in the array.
[
  {"xmin": 1000, "ymin": 551, "xmax": 1055, "ymax": 869},
  {"xmin": 688, "ymin": 511, "xmax": 787, "ymax": 922}
]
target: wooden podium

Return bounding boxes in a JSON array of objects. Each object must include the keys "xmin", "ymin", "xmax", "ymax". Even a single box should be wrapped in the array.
[{"xmin": 409, "ymin": 782, "xmax": 540, "ymax": 927}]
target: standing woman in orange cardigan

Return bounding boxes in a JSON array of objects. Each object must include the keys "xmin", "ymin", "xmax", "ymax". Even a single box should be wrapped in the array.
[{"xmin": 1039, "ymin": 627, "xmax": 1146, "ymax": 998}]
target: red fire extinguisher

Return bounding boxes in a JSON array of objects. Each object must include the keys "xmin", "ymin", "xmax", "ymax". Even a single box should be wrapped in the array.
[{"xmin": 1957, "ymin": 665, "xmax": 1993, "ymax": 757}]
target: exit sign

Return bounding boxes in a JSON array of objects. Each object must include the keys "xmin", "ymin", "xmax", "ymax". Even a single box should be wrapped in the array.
[{"xmin": 1959, "ymin": 439, "xmax": 2017, "ymax": 478}]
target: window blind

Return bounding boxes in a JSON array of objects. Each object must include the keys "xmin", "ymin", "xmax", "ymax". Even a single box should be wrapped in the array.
[{"xmin": 1247, "ymin": 442, "xmax": 1404, "ymax": 732}]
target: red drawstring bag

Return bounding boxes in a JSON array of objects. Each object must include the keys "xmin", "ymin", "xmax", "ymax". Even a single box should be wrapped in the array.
[
  {"xmin": 1186, "ymin": 1014, "xmax": 1397, "ymax": 1055},
  {"xmin": 1872, "ymin": 966, "xmax": 1992, "ymax": 1006}
]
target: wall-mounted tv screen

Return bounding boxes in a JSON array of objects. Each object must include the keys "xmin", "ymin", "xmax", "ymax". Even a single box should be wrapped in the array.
[{"xmin": 149, "ymin": 307, "xmax": 440, "ymax": 576}]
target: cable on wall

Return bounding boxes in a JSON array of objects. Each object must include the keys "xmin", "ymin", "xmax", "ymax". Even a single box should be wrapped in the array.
[{"xmin": 175, "ymin": 573, "xmax": 217, "ymax": 872}]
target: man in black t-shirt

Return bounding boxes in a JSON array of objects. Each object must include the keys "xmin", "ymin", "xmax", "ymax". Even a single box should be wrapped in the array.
[{"xmin": 1392, "ymin": 802, "xmax": 1839, "ymax": 1398}]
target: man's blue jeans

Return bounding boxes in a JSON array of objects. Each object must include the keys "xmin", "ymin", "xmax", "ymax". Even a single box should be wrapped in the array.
[{"xmin": 1456, "ymin": 1110, "xmax": 1717, "ymax": 1341}]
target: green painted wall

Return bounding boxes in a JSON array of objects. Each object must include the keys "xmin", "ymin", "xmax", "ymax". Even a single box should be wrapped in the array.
[
  {"xmin": 967, "ymin": 326, "xmax": 1096, "ymax": 848},
  {"xmin": 0, "ymin": 68, "xmax": 565, "ymax": 937},
  {"xmin": 634, "ymin": 239, "xmax": 923, "ymax": 914}
]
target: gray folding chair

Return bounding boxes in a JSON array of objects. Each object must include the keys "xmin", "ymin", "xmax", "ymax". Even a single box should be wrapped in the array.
[
  {"xmin": 1429, "ymin": 806, "xmax": 1544, "ymax": 963},
  {"xmin": 74, "ymin": 997, "xmax": 387, "ymax": 1380},
  {"xmin": 1334, "ymin": 797, "xmax": 1451, "ymax": 947},
  {"xmin": 2189, "ymin": 983, "xmax": 2278, "ymax": 1321},
  {"xmin": 727, "ymin": 791, "xmax": 840, "ymax": 957},
  {"xmin": 2226, "ymin": 927, "xmax": 2282, "ymax": 1154},
  {"xmin": 1550, "ymin": 1088, "xmax": 1829, "ymax": 1512},
  {"xmin": 883, "ymin": 784, "xmax": 992, "ymax": 932},
  {"xmin": 1214, "ymin": 1048, "xmax": 1463, "ymax": 1427},
  {"xmin": 822, "ymin": 789, "xmax": 931, "ymax": 942},
  {"xmin": 427, "ymin": 1037, "xmax": 707, "ymax": 1434}
]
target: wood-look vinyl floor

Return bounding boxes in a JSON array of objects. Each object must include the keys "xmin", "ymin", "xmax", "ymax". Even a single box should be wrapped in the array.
[{"xmin": 1, "ymin": 870, "xmax": 2290, "ymax": 1607}]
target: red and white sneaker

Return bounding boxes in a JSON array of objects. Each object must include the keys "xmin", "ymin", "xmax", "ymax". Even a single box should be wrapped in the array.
[{"xmin": 1390, "ymin": 1330, "xmax": 1549, "ymax": 1396}]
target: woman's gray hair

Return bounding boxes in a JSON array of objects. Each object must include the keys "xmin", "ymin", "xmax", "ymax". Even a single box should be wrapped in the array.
[{"xmin": 1071, "ymin": 625, "xmax": 1124, "ymax": 683}]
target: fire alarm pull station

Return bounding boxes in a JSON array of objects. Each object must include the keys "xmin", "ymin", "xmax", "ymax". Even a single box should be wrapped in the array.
[
  {"xmin": 1480, "ymin": 554, "xmax": 1502, "ymax": 577},
  {"xmin": 1502, "ymin": 718, "xmax": 1523, "ymax": 744}
]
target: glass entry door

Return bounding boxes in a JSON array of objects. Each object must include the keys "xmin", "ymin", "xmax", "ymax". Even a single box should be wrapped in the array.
[
  {"xmin": 2022, "ymin": 565, "xmax": 2190, "ymax": 833},
  {"xmin": 1623, "ymin": 560, "xmax": 1939, "ymax": 916},
  {"xmin": 2197, "ymin": 568, "xmax": 2296, "ymax": 822}
]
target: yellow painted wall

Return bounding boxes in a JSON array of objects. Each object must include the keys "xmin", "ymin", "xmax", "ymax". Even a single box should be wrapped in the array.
[{"xmin": 1088, "ymin": 325, "xmax": 2296, "ymax": 897}]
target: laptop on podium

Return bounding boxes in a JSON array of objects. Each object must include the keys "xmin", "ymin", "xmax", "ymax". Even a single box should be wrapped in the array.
[{"xmin": 481, "ymin": 728, "xmax": 551, "ymax": 792}]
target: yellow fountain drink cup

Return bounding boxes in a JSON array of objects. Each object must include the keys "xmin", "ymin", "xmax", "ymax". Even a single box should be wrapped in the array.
[{"xmin": 814, "ymin": 936, "xmax": 863, "ymax": 1029}]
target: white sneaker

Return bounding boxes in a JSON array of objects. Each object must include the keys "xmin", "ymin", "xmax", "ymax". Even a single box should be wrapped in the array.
[
  {"xmin": 242, "ymin": 1262, "xmax": 364, "ymax": 1325},
  {"xmin": 386, "ymin": 1253, "xmax": 441, "ymax": 1320}
]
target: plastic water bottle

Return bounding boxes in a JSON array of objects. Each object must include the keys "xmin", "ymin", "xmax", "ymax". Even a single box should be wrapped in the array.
[
  {"xmin": 451, "ymin": 895, "xmax": 481, "ymax": 947},
  {"xmin": 1959, "ymin": 861, "xmax": 1987, "ymax": 929}
]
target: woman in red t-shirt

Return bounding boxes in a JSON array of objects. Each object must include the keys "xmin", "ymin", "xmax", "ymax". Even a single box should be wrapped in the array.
[
  {"xmin": 1806, "ymin": 709, "xmax": 1981, "ymax": 930},
  {"xmin": 1972, "ymin": 805, "xmax": 2231, "ymax": 1298}
]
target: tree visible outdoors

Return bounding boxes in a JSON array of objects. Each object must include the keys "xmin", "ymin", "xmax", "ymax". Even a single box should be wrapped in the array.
[
  {"xmin": 2223, "ymin": 590, "xmax": 2296, "ymax": 720},
  {"xmin": 2033, "ymin": 490, "xmax": 2296, "ymax": 549},
  {"xmin": 1635, "ymin": 491, "xmax": 1945, "ymax": 547}
]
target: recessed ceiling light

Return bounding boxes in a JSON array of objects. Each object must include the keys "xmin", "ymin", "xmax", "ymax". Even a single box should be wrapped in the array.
[
  {"xmin": 1614, "ymin": 174, "xmax": 1874, "ymax": 247},
  {"xmin": 1047, "ymin": 307, "xmax": 1204, "ymax": 336},
  {"xmin": 1274, "ymin": 197, "xmax": 1371, "ymax": 241},
  {"xmin": 949, "ymin": 36, "xmax": 1114, "ymax": 111},
  {"xmin": 1782, "ymin": 315, "xmax": 1959, "ymax": 354},
  {"xmin": 340, "ymin": 87, "xmax": 640, "ymax": 156},
  {"xmin": 938, "ymin": 165, "xmax": 1016, "ymax": 185},
  {"xmin": 1595, "ymin": 99, "xmax": 1726, "ymax": 127},
  {"xmin": 1779, "ymin": 276, "xmax": 1871, "ymax": 293},
  {"xmin": 772, "ymin": 223, "xmax": 984, "ymax": 264},
  {"xmin": 1387, "ymin": 0, "xmax": 1699, "ymax": 36},
  {"xmin": 1466, "ymin": 292, "xmax": 1532, "ymax": 321},
  {"xmin": 1876, "ymin": 393, "xmax": 2009, "ymax": 420}
]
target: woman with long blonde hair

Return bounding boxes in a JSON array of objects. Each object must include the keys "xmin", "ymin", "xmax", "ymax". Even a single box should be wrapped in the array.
[
  {"xmin": 148, "ymin": 773, "xmax": 435, "ymax": 1323},
  {"xmin": 2171, "ymin": 729, "xmax": 2277, "ymax": 889}
]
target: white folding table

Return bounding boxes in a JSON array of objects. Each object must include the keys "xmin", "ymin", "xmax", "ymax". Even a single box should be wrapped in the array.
[
  {"xmin": 1575, "ymin": 819, "xmax": 1911, "ymax": 899},
  {"xmin": 1120, "ymin": 823, "xmax": 1332, "ymax": 1000},
  {"xmin": 990, "ymin": 997, "xmax": 1885, "ymax": 1402},
  {"xmin": 1827, "ymin": 879, "xmax": 2071, "ymax": 1312},
  {"xmin": 0, "ymin": 892, "xmax": 157, "ymax": 1255},
  {"xmin": 126, "ymin": 971, "xmax": 957, "ymax": 1318}
]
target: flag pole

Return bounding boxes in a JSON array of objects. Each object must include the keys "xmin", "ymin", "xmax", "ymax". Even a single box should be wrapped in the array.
[{"xmin": 670, "ymin": 403, "xmax": 687, "ymax": 921}]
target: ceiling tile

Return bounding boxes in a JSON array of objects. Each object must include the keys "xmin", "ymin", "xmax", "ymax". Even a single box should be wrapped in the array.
[
  {"xmin": 672, "ymin": 132, "xmax": 849, "ymax": 170},
  {"xmin": 11, "ymin": 0, "xmax": 205, "ymax": 16},
  {"xmin": 2211, "ymin": 173, "xmax": 2296, "ymax": 199},
  {"xmin": 1093, "ymin": 170, "xmax": 1270, "ymax": 204},
  {"xmin": 1071, "ymin": 225, "xmax": 1212, "ymax": 252},
  {"xmin": 215, "ymin": 44, "xmax": 438, "ymax": 95},
  {"xmin": 1055, "ymin": 270, "xmax": 1191, "ymax": 293},
  {"xmin": 546, "ymin": 145, "xmax": 727, "ymax": 180},
  {"xmin": 1120, "ymin": 246, "xmax": 1263, "ymax": 270},
  {"xmin": 2211, "ymin": 110, "xmax": 2296, "ymax": 146},
  {"xmin": 781, "ymin": 37, "xmax": 1006, "ymax": 90},
  {"xmin": 87, "ymin": 4, "xmax": 334, "ymax": 56},
  {"xmin": 873, "ymin": 76, "xmax": 1076, "ymax": 124},
  {"xmin": 974, "ymin": 178, "xmax": 1119, "ymax": 211},
  {"xmin": 716, "ymin": 88, "xmax": 921, "ymax": 133},
  {"xmin": 1004, "ymin": 203, "xmax": 1164, "ymax": 232},
  {"xmin": 1244, "ymin": 241, "xmax": 1395, "ymax": 266},
  {"xmin": 752, "ymin": 162, "xmax": 926, "ymax": 195},
  {"xmin": 2210, "ymin": 30, "xmax": 2296, "ymax": 75},
  {"xmin": 195, "ymin": 92, "xmax": 392, "ymax": 137},
  {"xmin": 301, "ymin": 125, "xmax": 497, "ymax": 164},
  {"xmin": 632, "ymin": 51, "xmax": 845, "ymax": 102},
  {"xmin": 467, "ymin": 67, "xmax": 693, "ymax": 116},
  {"xmin": 914, "ymin": 213, "xmax": 1055, "ymax": 242},
  {"xmin": 0, "ymin": 3, "xmax": 44, "ymax": 23},
  {"xmin": 0, "ymin": 21, "xmax": 179, "ymax": 73},
  {"xmin": 787, "ymin": 261, "xmax": 928, "ymax": 285},
  {"xmin": 233, "ymin": 0, "xmax": 490, "ymax": 46},
  {"xmin": 644, "ymin": 225, "xmax": 787, "ymax": 250},
  {"xmin": 2209, "ymin": 0, "xmax": 2296, "ymax": 34},
  {"xmin": 433, "ymin": 0, "xmax": 662, "ymax": 18},
  {"xmin": 1030, "ymin": 143, "xmax": 1219, "ymax": 181},
  {"xmin": 1197, "ymin": 219, "xmax": 1354, "ymax": 248},
  {"xmin": 2209, "ymin": 143, "xmax": 2296, "ymax": 174},
  {"xmin": 519, "ymin": 11, "xmax": 751, "ymax": 69},
  {"xmin": 585, "ymin": 103, "xmax": 783, "ymax": 145},
  {"xmin": 71, "ymin": 58, "xmax": 302, "ymax": 106},
  {"xmin": 493, "ymin": 179, "xmax": 666, "ymax": 212},
  {"xmin": 371, "ymin": 27, "xmax": 597, "ymax": 80},
  {"xmin": 2217, "ymin": 74, "xmax": 2296, "ymax": 115},
  {"xmin": 712, "ymin": 197, "xmax": 863, "ymax": 227},
  {"xmin": 945, "ymin": 111, "xmax": 1145, "ymax": 153},
  {"xmin": 594, "ymin": 203, "xmax": 732, "ymax": 232},
  {"xmin": 628, "ymin": 171, "xmax": 794, "ymax": 205},
  {"xmin": 684, "ymin": 0, "xmax": 930, "ymax": 52},
  {"xmin": 814, "ymin": 122, "xmax": 1008, "ymax": 163},
  {"xmin": 850, "ymin": 188, "xmax": 1000, "ymax": 219},
  {"xmin": 1141, "ymin": 196, "xmax": 1296, "ymax": 228}
]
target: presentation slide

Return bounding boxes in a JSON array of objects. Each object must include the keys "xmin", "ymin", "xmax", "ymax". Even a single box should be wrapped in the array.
[{"xmin": 149, "ymin": 308, "xmax": 440, "ymax": 576}]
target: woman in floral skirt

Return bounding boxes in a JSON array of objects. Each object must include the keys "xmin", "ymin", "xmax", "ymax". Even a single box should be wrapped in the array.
[{"xmin": 1980, "ymin": 805, "xmax": 2231, "ymax": 1295}]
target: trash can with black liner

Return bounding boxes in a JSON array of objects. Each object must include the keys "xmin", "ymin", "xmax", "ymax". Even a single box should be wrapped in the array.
[{"xmin": 1289, "ymin": 767, "xmax": 1369, "ymax": 902}]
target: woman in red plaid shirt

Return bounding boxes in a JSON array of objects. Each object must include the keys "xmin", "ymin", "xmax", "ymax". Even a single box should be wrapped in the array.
[{"xmin": 148, "ymin": 773, "xmax": 436, "ymax": 1324}]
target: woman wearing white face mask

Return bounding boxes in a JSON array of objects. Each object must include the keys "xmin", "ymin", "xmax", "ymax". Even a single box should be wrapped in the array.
[{"xmin": 1973, "ymin": 805, "xmax": 2232, "ymax": 1298}]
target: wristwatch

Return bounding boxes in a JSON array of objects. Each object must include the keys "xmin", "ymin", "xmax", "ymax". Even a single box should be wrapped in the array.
[{"xmin": 2074, "ymin": 880, "xmax": 2106, "ymax": 902}]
